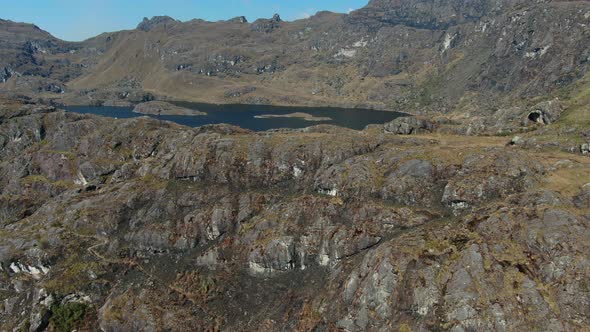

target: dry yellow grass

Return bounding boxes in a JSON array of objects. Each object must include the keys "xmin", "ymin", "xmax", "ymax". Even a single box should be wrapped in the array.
[
  {"xmin": 533, "ymin": 151, "xmax": 590, "ymax": 197},
  {"xmin": 417, "ymin": 133, "xmax": 508, "ymax": 148}
]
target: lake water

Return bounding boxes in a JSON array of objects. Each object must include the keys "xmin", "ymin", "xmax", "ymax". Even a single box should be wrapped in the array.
[{"xmin": 64, "ymin": 102, "xmax": 406, "ymax": 131}]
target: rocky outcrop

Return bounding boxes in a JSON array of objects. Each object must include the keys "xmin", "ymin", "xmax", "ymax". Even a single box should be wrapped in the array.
[
  {"xmin": 223, "ymin": 86, "xmax": 256, "ymax": 98},
  {"xmin": 0, "ymin": 66, "xmax": 16, "ymax": 82},
  {"xmin": 137, "ymin": 16, "xmax": 179, "ymax": 31},
  {"xmin": 527, "ymin": 100, "xmax": 565, "ymax": 125},
  {"xmin": 574, "ymin": 184, "xmax": 590, "ymax": 209},
  {"xmin": 2, "ymin": 99, "xmax": 589, "ymax": 330},
  {"xmin": 441, "ymin": 152, "xmax": 542, "ymax": 212},
  {"xmin": 581, "ymin": 143, "xmax": 590, "ymax": 155},
  {"xmin": 132, "ymin": 101, "xmax": 206, "ymax": 116},
  {"xmin": 384, "ymin": 116, "xmax": 434, "ymax": 134},
  {"xmin": 228, "ymin": 16, "xmax": 248, "ymax": 24},
  {"xmin": 251, "ymin": 14, "xmax": 283, "ymax": 33},
  {"xmin": 249, "ymin": 237, "xmax": 296, "ymax": 273},
  {"xmin": 351, "ymin": 0, "xmax": 500, "ymax": 29}
]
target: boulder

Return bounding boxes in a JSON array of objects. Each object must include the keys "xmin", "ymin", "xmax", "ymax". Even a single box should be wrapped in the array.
[
  {"xmin": 509, "ymin": 136, "xmax": 525, "ymax": 146},
  {"xmin": 248, "ymin": 236, "xmax": 296, "ymax": 274},
  {"xmin": 527, "ymin": 100, "xmax": 564, "ymax": 125},
  {"xmin": 384, "ymin": 116, "xmax": 434, "ymax": 135},
  {"xmin": 574, "ymin": 184, "xmax": 590, "ymax": 209}
]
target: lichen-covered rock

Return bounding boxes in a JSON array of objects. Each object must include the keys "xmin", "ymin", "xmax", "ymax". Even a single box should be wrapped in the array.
[
  {"xmin": 249, "ymin": 236, "xmax": 296, "ymax": 274},
  {"xmin": 441, "ymin": 151, "xmax": 543, "ymax": 212},
  {"xmin": 384, "ymin": 116, "xmax": 434, "ymax": 135},
  {"xmin": 251, "ymin": 14, "xmax": 282, "ymax": 33},
  {"xmin": 526, "ymin": 100, "xmax": 565, "ymax": 125},
  {"xmin": 574, "ymin": 184, "xmax": 590, "ymax": 209}
]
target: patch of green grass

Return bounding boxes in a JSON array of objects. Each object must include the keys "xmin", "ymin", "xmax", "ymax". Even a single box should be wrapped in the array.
[
  {"xmin": 554, "ymin": 72, "xmax": 590, "ymax": 128},
  {"xmin": 50, "ymin": 302, "xmax": 88, "ymax": 332},
  {"xmin": 20, "ymin": 175, "xmax": 76, "ymax": 190}
]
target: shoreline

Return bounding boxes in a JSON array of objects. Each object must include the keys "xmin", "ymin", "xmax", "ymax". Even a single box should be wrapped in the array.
[{"xmin": 254, "ymin": 112, "xmax": 333, "ymax": 122}]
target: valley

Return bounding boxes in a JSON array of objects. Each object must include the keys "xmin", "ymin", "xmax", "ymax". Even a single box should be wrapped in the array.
[{"xmin": 1, "ymin": 0, "xmax": 590, "ymax": 331}]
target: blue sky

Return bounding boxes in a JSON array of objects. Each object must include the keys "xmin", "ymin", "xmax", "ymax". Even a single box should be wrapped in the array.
[{"xmin": 4, "ymin": 0, "xmax": 369, "ymax": 41}]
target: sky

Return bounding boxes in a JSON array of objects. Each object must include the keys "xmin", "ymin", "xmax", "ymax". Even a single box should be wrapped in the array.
[{"xmin": 3, "ymin": 0, "xmax": 369, "ymax": 41}]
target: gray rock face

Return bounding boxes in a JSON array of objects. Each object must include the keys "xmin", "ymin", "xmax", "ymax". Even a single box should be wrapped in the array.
[
  {"xmin": 441, "ymin": 152, "xmax": 542, "ymax": 212},
  {"xmin": 354, "ymin": 0, "xmax": 530, "ymax": 30},
  {"xmin": 381, "ymin": 159, "xmax": 438, "ymax": 205},
  {"xmin": 271, "ymin": 14, "xmax": 281, "ymax": 22},
  {"xmin": 509, "ymin": 135, "xmax": 524, "ymax": 146},
  {"xmin": 394, "ymin": 159, "xmax": 433, "ymax": 178},
  {"xmin": 574, "ymin": 184, "xmax": 590, "ymax": 209},
  {"xmin": 384, "ymin": 116, "xmax": 434, "ymax": 134},
  {"xmin": 251, "ymin": 14, "xmax": 282, "ymax": 33},
  {"xmin": 137, "ymin": 16, "xmax": 178, "ymax": 31},
  {"xmin": 0, "ymin": 66, "xmax": 15, "ymax": 83},
  {"xmin": 228, "ymin": 16, "xmax": 248, "ymax": 24},
  {"xmin": 339, "ymin": 248, "xmax": 397, "ymax": 330},
  {"xmin": 527, "ymin": 100, "xmax": 564, "ymax": 125},
  {"xmin": 249, "ymin": 236, "xmax": 296, "ymax": 273}
]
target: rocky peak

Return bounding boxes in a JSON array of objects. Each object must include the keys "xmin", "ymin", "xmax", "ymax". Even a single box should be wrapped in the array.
[
  {"xmin": 228, "ymin": 16, "xmax": 248, "ymax": 23},
  {"xmin": 0, "ymin": 67, "xmax": 15, "ymax": 83},
  {"xmin": 137, "ymin": 16, "xmax": 178, "ymax": 31},
  {"xmin": 251, "ymin": 13, "xmax": 283, "ymax": 33}
]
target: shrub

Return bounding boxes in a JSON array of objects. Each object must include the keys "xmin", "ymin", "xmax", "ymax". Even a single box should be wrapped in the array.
[{"xmin": 50, "ymin": 302, "xmax": 88, "ymax": 332}]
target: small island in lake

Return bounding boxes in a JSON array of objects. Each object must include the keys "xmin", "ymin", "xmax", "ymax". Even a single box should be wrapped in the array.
[
  {"xmin": 133, "ymin": 101, "xmax": 206, "ymax": 116},
  {"xmin": 254, "ymin": 112, "xmax": 332, "ymax": 122}
]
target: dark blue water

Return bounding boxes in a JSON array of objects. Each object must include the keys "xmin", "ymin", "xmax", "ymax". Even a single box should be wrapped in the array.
[{"xmin": 64, "ymin": 102, "xmax": 406, "ymax": 131}]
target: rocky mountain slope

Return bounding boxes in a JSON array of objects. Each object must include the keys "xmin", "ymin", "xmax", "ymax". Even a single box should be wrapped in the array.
[
  {"xmin": 0, "ymin": 0, "xmax": 589, "ymax": 119},
  {"xmin": 0, "ymin": 97, "xmax": 589, "ymax": 331},
  {"xmin": 2, "ymin": 0, "xmax": 590, "ymax": 331}
]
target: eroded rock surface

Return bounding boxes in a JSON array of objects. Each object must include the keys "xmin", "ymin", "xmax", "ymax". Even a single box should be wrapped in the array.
[{"xmin": 1, "ymin": 99, "xmax": 589, "ymax": 330}]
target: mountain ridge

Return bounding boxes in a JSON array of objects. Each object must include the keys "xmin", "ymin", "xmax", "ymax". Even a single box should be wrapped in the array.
[
  {"xmin": 1, "ymin": 1, "xmax": 590, "ymax": 330},
  {"xmin": 0, "ymin": 0, "xmax": 588, "ymax": 128}
]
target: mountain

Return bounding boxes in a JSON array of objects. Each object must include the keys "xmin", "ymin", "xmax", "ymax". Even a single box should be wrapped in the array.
[
  {"xmin": 0, "ymin": 0, "xmax": 588, "ymax": 125},
  {"xmin": 1, "ymin": 1, "xmax": 590, "ymax": 331},
  {"xmin": 0, "ymin": 19, "xmax": 96, "ymax": 98}
]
